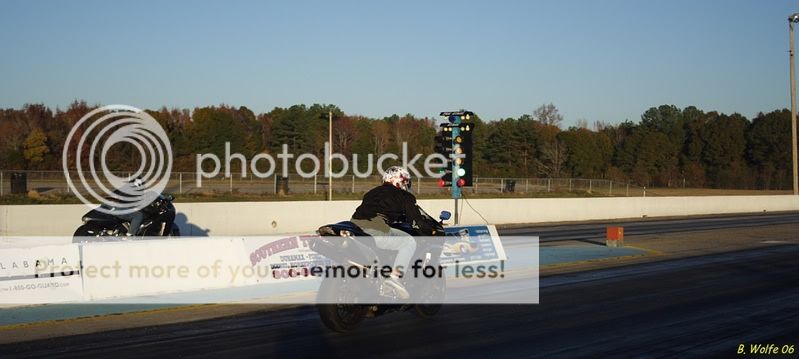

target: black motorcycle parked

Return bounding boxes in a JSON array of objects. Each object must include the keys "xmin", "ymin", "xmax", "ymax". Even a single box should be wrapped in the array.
[
  {"xmin": 311, "ymin": 207, "xmax": 451, "ymax": 332},
  {"xmin": 72, "ymin": 194, "xmax": 180, "ymax": 243}
]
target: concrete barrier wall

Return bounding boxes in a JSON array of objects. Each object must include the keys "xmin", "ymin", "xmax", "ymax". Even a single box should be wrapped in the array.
[
  {"xmin": 427, "ymin": 195, "xmax": 799, "ymax": 225},
  {"xmin": 1, "ymin": 204, "xmax": 89, "ymax": 237},
  {"xmin": 2, "ymin": 195, "xmax": 799, "ymax": 236}
]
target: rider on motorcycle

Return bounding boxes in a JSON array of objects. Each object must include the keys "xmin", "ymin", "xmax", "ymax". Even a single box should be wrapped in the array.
[
  {"xmin": 350, "ymin": 166, "xmax": 436, "ymax": 298},
  {"xmin": 107, "ymin": 177, "xmax": 153, "ymax": 237}
]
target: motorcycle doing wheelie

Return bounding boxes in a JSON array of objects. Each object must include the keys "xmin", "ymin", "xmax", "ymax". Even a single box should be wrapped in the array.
[
  {"xmin": 72, "ymin": 194, "xmax": 180, "ymax": 243},
  {"xmin": 310, "ymin": 207, "xmax": 451, "ymax": 332}
]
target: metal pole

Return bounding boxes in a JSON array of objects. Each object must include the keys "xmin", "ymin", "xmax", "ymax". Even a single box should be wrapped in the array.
[
  {"xmin": 352, "ymin": 175, "xmax": 355, "ymax": 193},
  {"xmin": 0, "ymin": 171, "xmax": 3, "ymax": 196},
  {"xmin": 314, "ymin": 174, "xmax": 317, "ymax": 194},
  {"xmin": 179, "ymin": 172, "xmax": 183, "ymax": 194},
  {"xmin": 328, "ymin": 110, "xmax": 333, "ymax": 201},
  {"xmin": 791, "ymin": 19, "xmax": 798, "ymax": 194},
  {"xmin": 626, "ymin": 183, "xmax": 629, "ymax": 196},
  {"xmin": 454, "ymin": 198, "xmax": 459, "ymax": 225},
  {"xmin": 229, "ymin": 176, "xmax": 233, "ymax": 193},
  {"xmin": 609, "ymin": 180, "xmax": 613, "ymax": 196}
]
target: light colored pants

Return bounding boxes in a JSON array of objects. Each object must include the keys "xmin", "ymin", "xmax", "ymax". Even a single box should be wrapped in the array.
[
  {"xmin": 117, "ymin": 211, "xmax": 144, "ymax": 236},
  {"xmin": 361, "ymin": 227, "xmax": 417, "ymax": 273}
]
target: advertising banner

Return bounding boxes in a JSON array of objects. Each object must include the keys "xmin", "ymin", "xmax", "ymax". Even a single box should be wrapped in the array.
[
  {"xmin": 441, "ymin": 225, "xmax": 506, "ymax": 265},
  {"xmin": 243, "ymin": 235, "xmax": 332, "ymax": 284},
  {"xmin": 0, "ymin": 244, "xmax": 83, "ymax": 304}
]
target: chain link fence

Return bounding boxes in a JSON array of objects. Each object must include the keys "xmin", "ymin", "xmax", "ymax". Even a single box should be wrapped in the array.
[
  {"xmin": 470, "ymin": 177, "xmax": 647, "ymax": 197},
  {"xmin": 0, "ymin": 170, "xmax": 648, "ymax": 198}
]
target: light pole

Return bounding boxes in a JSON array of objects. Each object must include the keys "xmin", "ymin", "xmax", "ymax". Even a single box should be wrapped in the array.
[
  {"xmin": 790, "ymin": 13, "xmax": 799, "ymax": 195},
  {"xmin": 328, "ymin": 110, "xmax": 333, "ymax": 201}
]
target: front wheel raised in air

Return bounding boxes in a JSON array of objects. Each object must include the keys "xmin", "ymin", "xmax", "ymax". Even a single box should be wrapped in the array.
[{"xmin": 317, "ymin": 277, "xmax": 369, "ymax": 333}]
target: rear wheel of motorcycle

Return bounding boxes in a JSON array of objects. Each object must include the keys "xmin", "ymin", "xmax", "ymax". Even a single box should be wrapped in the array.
[
  {"xmin": 414, "ymin": 303, "xmax": 442, "ymax": 318},
  {"xmin": 317, "ymin": 277, "xmax": 368, "ymax": 332},
  {"xmin": 414, "ymin": 276, "xmax": 446, "ymax": 318},
  {"xmin": 72, "ymin": 223, "xmax": 105, "ymax": 243}
]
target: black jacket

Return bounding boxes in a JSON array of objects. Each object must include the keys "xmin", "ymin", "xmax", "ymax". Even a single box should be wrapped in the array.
[
  {"xmin": 352, "ymin": 184, "xmax": 435, "ymax": 235},
  {"xmin": 105, "ymin": 186, "xmax": 156, "ymax": 212}
]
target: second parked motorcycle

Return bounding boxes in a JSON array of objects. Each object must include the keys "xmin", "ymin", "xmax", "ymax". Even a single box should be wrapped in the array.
[{"xmin": 72, "ymin": 194, "xmax": 180, "ymax": 243}]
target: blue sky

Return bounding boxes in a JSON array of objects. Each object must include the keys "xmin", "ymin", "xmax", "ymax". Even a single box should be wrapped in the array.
[{"xmin": 1, "ymin": 0, "xmax": 797, "ymax": 126}]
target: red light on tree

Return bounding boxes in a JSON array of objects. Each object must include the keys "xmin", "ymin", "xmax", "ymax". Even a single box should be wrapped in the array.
[{"xmin": 439, "ymin": 179, "xmax": 446, "ymax": 187}]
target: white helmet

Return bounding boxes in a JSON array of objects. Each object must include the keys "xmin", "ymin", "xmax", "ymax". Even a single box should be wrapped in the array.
[
  {"xmin": 130, "ymin": 177, "xmax": 144, "ymax": 189},
  {"xmin": 383, "ymin": 166, "xmax": 412, "ymax": 192}
]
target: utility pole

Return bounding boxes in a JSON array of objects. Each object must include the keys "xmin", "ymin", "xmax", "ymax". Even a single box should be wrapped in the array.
[
  {"xmin": 328, "ymin": 110, "xmax": 333, "ymax": 201},
  {"xmin": 790, "ymin": 13, "xmax": 799, "ymax": 194}
]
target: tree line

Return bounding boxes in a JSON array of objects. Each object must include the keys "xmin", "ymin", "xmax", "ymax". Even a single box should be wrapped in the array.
[{"xmin": 0, "ymin": 101, "xmax": 794, "ymax": 189}]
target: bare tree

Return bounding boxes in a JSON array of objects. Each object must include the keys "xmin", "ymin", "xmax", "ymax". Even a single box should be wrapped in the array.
[
  {"xmin": 593, "ymin": 120, "xmax": 608, "ymax": 132},
  {"xmin": 577, "ymin": 118, "xmax": 588, "ymax": 129},
  {"xmin": 534, "ymin": 139, "xmax": 568, "ymax": 177},
  {"xmin": 372, "ymin": 120, "xmax": 391, "ymax": 155},
  {"xmin": 533, "ymin": 103, "xmax": 563, "ymax": 127},
  {"xmin": 333, "ymin": 116, "xmax": 356, "ymax": 155}
]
